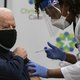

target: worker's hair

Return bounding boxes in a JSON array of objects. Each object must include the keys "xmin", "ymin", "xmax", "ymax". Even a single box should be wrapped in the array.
[
  {"xmin": 63, "ymin": 0, "xmax": 80, "ymax": 16},
  {"xmin": 58, "ymin": 0, "xmax": 63, "ymax": 6}
]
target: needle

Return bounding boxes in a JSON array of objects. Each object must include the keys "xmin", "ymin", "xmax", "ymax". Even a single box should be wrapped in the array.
[{"xmin": 35, "ymin": 49, "xmax": 45, "ymax": 53}]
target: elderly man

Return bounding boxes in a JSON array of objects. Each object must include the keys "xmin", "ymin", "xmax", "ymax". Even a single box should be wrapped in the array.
[{"xmin": 0, "ymin": 7, "xmax": 41, "ymax": 80}]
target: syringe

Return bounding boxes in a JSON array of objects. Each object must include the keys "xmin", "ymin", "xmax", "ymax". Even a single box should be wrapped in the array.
[{"xmin": 35, "ymin": 49, "xmax": 45, "ymax": 53}]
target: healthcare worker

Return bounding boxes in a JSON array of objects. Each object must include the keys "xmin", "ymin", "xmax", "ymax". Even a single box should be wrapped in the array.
[
  {"xmin": 35, "ymin": 0, "xmax": 78, "ymax": 31},
  {"xmin": 27, "ymin": 19, "xmax": 80, "ymax": 80},
  {"xmin": 27, "ymin": 0, "xmax": 80, "ymax": 80},
  {"xmin": 35, "ymin": 0, "xmax": 80, "ymax": 58},
  {"xmin": 27, "ymin": 18, "xmax": 80, "ymax": 80}
]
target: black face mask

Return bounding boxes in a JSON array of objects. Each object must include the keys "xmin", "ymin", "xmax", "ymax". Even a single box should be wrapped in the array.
[{"xmin": 0, "ymin": 29, "xmax": 17, "ymax": 50}]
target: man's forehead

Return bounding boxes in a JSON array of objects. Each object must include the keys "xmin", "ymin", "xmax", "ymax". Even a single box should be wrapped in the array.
[
  {"xmin": 0, "ymin": 8, "xmax": 13, "ymax": 18},
  {"xmin": 0, "ymin": 16, "xmax": 5, "ymax": 26},
  {"xmin": 0, "ymin": 8, "xmax": 15, "ymax": 27}
]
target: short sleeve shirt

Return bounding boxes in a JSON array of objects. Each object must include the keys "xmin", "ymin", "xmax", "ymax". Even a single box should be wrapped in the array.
[{"xmin": 61, "ymin": 61, "xmax": 80, "ymax": 80}]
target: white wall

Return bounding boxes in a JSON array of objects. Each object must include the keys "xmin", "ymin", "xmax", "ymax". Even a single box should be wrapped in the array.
[{"xmin": 0, "ymin": 0, "xmax": 4, "ymax": 7}]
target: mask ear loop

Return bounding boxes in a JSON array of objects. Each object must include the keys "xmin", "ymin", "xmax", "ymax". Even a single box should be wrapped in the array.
[{"xmin": 0, "ymin": 44, "xmax": 10, "ymax": 51}]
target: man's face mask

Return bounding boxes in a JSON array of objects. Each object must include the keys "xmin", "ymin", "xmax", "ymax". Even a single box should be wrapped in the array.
[
  {"xmin": 51, "ymin": 16, "xmax": 70, "ymax": 30},
  {"xmin": 0, "ymin": 29, "xmax": 17, "ymax": 50}
]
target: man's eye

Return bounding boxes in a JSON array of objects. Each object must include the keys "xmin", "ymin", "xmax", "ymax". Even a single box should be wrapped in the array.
[
  {"xmin": 3, "ymin": 27, "xmax": 10, "ymax": 29},
  {"xmin": 1, "ymin": 27, "xmax": 10, "ymax": 30},
  {"xmin": 12, "ymin": 26, "xmax": 16, "ymax": 28},
  {"xmin": 3, "ymin": 27, "xmax": 8, "ymax": 28}
]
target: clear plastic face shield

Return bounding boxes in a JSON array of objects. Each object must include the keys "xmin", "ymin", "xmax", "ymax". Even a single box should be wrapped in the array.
[
  {"xmin": 42, "ymin": 2, "xmax": 70, "ymax": 31},
  {"xmin": 40, "ymin": 0, "xmax": 62, "ymax": 37},
  {"xmin": 40, "ymin": 1, "xmax": 65, "ymax": 36}
]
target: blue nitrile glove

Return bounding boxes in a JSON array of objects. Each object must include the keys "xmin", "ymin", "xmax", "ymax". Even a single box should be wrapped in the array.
[
  {"xmin": 27, "ymin": 61, "xmax": 48, "ymax": 78},
  {"xmin": 40, "ymin": 0, "xmax": 54, "ymax": 10},
  {"xmin": 44, "ymin": 42, "xmax": 66, "ymax": 61}
]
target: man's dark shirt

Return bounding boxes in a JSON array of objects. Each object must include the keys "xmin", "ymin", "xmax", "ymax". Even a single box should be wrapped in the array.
[{"xmin": 0, "ymin": 47, "xmax": 30, "ymax": 80}]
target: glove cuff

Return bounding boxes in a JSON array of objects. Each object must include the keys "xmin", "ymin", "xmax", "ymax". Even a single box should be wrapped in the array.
[
  {"xmin": 42, "ymin": 67, "xmax": 48, "ymax": 78},
  {"xmin": 62, "ymin": 52, "xmax": 66, "ymax": 61}
]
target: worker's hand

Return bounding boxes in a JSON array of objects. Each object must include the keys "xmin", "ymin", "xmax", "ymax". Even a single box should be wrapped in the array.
[
  {"xmin": 27, "ymin": 61, "xmax": 48, "ymax": 78},
  {"xmin": 44, "ymin": 42, "xmax": 66, "ymax": 61},
  {"xmin": 13, "ymin": 47, "xmax": 27, "ymax": 59}
]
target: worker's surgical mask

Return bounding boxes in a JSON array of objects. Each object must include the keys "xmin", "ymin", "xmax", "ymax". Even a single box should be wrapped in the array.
[
  {"xmin": 51, "ymin": 16, "xmax": 70, "ymax": 30},
  {"xmin": 0, "ymin": 29, "xmax": 17, "ymax": 51}
]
